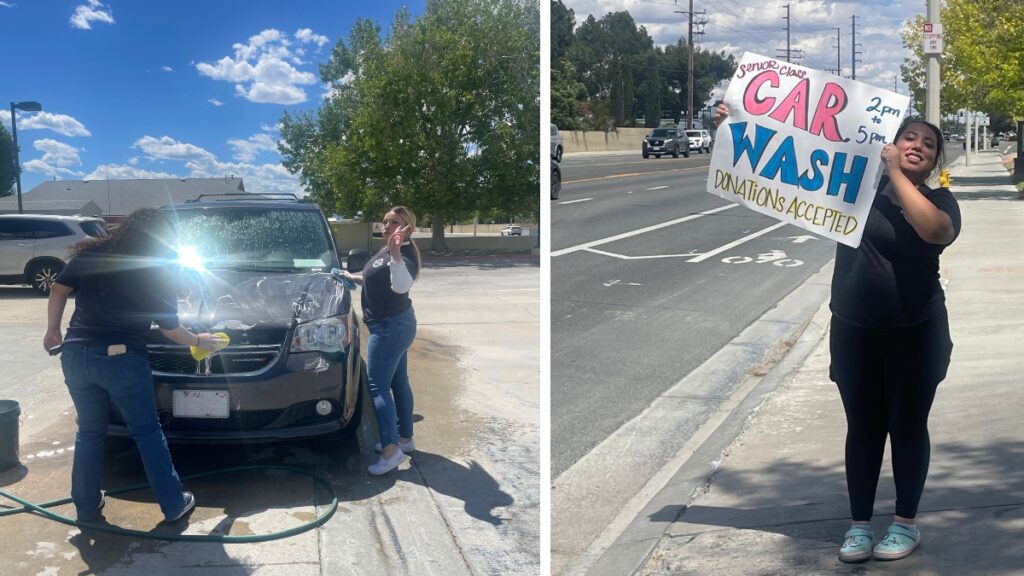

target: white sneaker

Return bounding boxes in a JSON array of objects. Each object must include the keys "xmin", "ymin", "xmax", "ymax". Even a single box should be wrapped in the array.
[
  {"xmin": 368, "ymin": 448, "xmax": 407, "ymax": 475},
  {"xmin": 374, "ymin": 438, "xmax": 415, "ymax": 454},
  {"xmin": 164, "ymin": 491, "xmax": 195, "ymax": 522}
]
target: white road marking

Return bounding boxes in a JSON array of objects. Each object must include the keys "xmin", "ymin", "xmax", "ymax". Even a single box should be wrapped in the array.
[
  {"xmin": 602, "ymin": 279, "xmax": 643, "ymax": 287},
  {"xmin": 787, "ymin": 235, "xmax": 818, "ymax": 243},
  {"xmin": 551, "ymin": 203, "xmax": 738, "ymax": 257},
  {"xmin": 559, "ymin": 198, "xmax": 593, "ymax": 205},
  {"xmin": 646, "ymin": 186, "xmax": 669, "ymax": 191},
  {"xmin": 575, "ymin": 221, "xmax": 788, "ymax": 263},
  {"xmin": 686, "ymin": 221, "xmax": 789, "ymax": 262}
]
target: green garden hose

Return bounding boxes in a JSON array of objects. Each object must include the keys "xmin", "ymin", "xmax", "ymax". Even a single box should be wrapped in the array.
[{"xmin": 0, "ymin": 464, "xmax": 337, "ymax": 542}]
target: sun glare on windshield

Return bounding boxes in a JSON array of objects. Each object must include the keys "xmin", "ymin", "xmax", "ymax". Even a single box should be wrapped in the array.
[{"xmin": 176, "ymin": 245, "xmax": 206, "ymax": 272}]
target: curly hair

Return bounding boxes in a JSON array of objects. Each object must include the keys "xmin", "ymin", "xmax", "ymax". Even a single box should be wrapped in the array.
[{"xmin": 73, "ymin": 208, "xmax": 177, "ymax": 258}]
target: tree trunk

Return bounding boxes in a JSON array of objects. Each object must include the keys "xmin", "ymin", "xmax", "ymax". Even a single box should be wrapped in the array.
[{"xmin": 430, "ymin": 214, "xmax": 449, "ymax": 252}]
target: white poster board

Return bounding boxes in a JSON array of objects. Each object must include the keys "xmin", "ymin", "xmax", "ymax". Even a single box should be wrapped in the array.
[{"xmin": 707, "ymin": 53, "xmax": 910, "ymax": 248}]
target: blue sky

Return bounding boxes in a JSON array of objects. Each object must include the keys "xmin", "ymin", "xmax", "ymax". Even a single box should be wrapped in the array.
[{"xmin": 1, "ymin": 0, "xmax": 425, "ymax": 197}]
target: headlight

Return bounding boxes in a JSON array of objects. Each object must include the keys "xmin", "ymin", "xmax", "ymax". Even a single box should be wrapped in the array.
[{"xmin": 290, "ymin": 315, "xmax": 349, "ymax": 353}]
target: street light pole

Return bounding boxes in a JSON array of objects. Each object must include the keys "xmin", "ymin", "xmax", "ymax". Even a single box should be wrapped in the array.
[{"xmin": 9, "ymin": 101, "xmax": 43, "ymax": 215}]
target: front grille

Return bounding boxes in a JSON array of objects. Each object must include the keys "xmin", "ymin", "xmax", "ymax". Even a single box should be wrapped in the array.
[{"xmin": 147, "ymin": 346, "xmax": 282, "ymax": 375}]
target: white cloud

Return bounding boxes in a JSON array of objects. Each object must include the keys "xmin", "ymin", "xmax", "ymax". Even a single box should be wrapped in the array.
[
  {"xmin": 82, "ymin": 164, "xmax": 179, "ymax": 181},
  {"xmin": 208, "ymin": 98, "xmax": 224, "ymax": 106},
  {"xmin": 228, "ymin": 133, "xmax": 278, "ymax": 162},
  {"xmin": 195, "ymin": 28, "xmax": 319, "ymax": 105},
  {"xmin": 81, "ymin": 134, "xmax": 303, "ymax": 196},
  {"xmin": 161, "ymin": 65, "xmax": 173, "ymax": 73},
  {"xmin": 69, "ymin": 0, "xmax": 114, "ymax": 30},
  {"xmin": 33, "ymin": 139, "xmax": 82, "ymax": 168},
  {"xmin": 23, "ymin": 159, "xmax": 81, "ymax": 177},
  {"xmin": 295, "ymin": 28, "xmax": 329, "ymax": 47},
  {"xmin": 132, "ymin": 135, "xmax": 217, "ymax": 163},
  {"xmin": 1, "ymin": 2, "xmax": 17, "ymax": 8},
  {"xmin": 0, "ymin": 110, "xmax": 92, "ymax": 137}
]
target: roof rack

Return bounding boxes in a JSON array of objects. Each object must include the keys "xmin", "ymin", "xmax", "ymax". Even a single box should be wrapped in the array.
[{"xmin": 188, "ymin": 193, "xmax": 299, "ymax": 202}]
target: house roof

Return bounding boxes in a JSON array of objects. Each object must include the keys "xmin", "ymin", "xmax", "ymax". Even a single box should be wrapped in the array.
[{"xmin": 0, "ymin": 177, "xmax": 246, "ymax": 216}]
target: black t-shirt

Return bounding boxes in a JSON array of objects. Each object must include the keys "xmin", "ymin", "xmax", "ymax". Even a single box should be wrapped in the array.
[
  {"xmin": 830, "ymin": 180, "xmax": 961, "ymax": 328},
  {"xmin": 56, "ymin": 252, "xmax": 180, "ymax": 350},
  {"xmin": 360, "ymin": 244, "xmax": 419, "ymax": 323}
]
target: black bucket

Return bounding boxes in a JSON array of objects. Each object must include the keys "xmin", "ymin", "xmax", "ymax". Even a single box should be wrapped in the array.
[{"xmin": 0, "ymin": 400, "xmax": 20, "ymax": 472}]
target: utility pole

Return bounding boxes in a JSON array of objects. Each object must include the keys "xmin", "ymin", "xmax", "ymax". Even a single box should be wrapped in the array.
[
  {"xmin": 777, "ymin": 5, "xmax": 803, "ymax": 64},
  {"xmin": 850, "ymin": 15, "xmax": 862, "ymax": 80},
  {"xmin": 925, "ymin": 0, "xmax": 940, "ymax": 127},
  {"xmin": 675, "ymin": 0, "xmax": 706, "ymax": 129},
  {"xmin": 833, "ymin": 26, "xmax": 841, "ymax": 76}
]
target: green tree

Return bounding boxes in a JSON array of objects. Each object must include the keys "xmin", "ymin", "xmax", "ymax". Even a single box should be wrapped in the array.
[
  {"xmin": 551, "ymin": 59, "xmax": 585, "ymax": 129},
  {"xmin": 551, "ymin": 0, "xmax": 574, "ymax": 62},
  {"xmin": 0, "ymin": 123, "xmax": 17, "ymax": 198},
  {"xmin": 280, "ymin": 0, "xmax": 540, "ymax": 250},
  {"xmin": 900, "ymin": 2, "xmax": 1024, "ymax": 120}
]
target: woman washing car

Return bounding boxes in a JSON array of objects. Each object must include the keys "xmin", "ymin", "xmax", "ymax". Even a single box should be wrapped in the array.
[
  {"xmin": 340, "ymin": 206, "xmax": 422, "ymax": 475},
  {"xmin": 43, "ymin": 208, "xmax": 221, "ymax": 523}
]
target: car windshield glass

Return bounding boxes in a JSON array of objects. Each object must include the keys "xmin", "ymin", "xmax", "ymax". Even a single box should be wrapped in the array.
[
  {"xmin": 170, "ymin": 208, "xmax": 336, "ymax": 271},
  {"xmin": 79, "ymin": 221, "xmax": 107, "ymax": 238},
  {"xmin": 686, "ymin": 131, "xmax": 701, "ymax": 137},
  {"xmin": 650, "ymin": 128, "xmax": 672, "ymax": 137}
]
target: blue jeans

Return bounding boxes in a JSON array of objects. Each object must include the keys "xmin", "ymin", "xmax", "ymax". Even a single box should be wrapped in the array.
[
  {"xmin": 365, "ymin": 307, "xmax": 417, "ymax": 449},
  {"xmin": 61, "ymin": 344, "xmax": 186, "ymax": 520}
]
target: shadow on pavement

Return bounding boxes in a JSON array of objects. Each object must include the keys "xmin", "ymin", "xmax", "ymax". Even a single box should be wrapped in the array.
[
  {"xmin": 409, "ymin": 451, "xmax": 515, "ymax": 525},
  {"xmin": 646, "ymin": 439, "xmax": 1024, "ymax": 574}
]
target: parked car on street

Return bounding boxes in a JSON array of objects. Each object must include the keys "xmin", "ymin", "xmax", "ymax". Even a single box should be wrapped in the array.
[
  {"xmin": 501, "ymin": 225, "xmax": 523, "ymax": 236},
  {"xmin": 0, "ymin": 214, "xmax": 108, "ymax": 295},
  {"xmin": 105, "ymin": 194, "xmax": 370, "ymax": 444},
  {"xmin": 551, "ymin": 158, "xmax": 562, "ymax": 200},
  {"xmin": 551, "ymin": 123, "xmax": 564, "ymax": 162},
  {"xmin": 642, "ymin": 126, "xmax": 687, "ymax": 159},
  {"xmin": 685, "ymin": 129, "xmax": 713, "ymax": 154}
]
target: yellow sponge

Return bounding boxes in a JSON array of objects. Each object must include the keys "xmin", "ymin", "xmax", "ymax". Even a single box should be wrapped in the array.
[{"xmin": 190, "ymin": 332, "xmax": 230, "ymax": 361}]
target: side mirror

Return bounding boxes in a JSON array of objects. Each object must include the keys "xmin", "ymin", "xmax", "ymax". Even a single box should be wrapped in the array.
[{"xmin": 346, "ymin": 248, "xmax": 370, "ymax": 272}]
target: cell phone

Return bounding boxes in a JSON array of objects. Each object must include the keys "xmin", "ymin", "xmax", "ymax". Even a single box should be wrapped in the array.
[{"xmin": 48, "ymin": 345, "xmax": 63, "ymax": 356}]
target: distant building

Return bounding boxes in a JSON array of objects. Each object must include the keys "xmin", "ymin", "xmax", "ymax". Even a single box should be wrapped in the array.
[{"xmin": 0, "ymin": 177, "xmax": 246, "ymax": 223}]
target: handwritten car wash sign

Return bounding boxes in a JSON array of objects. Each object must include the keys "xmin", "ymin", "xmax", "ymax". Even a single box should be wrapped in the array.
[{"xmin": 707, "ymin": 53, "xmax": 910, "ymax": 248}]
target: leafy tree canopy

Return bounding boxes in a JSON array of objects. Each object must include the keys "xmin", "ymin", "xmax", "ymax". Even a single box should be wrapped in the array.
[
  {"xmin": 0, "ymin": 123, "xmax": 17, "ymax": 198},
  {"xmin": 279, "ymin": 0, "xmax": 539, "ymax": 250}
]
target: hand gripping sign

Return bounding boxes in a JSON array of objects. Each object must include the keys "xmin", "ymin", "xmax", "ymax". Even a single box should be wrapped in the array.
[{"xmin": 707, "ymin": 53, "xmax": 910, "ymax": 248}]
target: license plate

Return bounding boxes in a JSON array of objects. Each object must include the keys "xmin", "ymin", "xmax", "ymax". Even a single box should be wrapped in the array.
[{"xmin": 172, "ymin": 390, "xmax": 229, "ymax": 418}]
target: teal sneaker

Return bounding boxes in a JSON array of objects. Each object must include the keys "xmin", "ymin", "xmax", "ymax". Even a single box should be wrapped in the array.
[
  {"xmin": 873, "ymin": 523, "xmax": 920, "ymax": 560},
  {"xmin": 838, "ymin": 525, "xmax": 874, "ymax": 563}
]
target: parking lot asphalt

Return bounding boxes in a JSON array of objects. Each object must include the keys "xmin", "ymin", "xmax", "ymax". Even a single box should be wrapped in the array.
[{"xmin": 0, "ymin": 256, "xmax": 539, "ymax": 575}]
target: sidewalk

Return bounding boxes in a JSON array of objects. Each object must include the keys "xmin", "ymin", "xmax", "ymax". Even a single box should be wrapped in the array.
[{"xmin": 635, "ymin": 149, "xmax": 1024, "ymax": 575}]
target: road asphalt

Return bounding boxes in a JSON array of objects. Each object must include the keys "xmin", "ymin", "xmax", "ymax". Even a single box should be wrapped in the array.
[{"xmin": 584, "ymin": 147, "xmax": 1024, "ymax": 575}]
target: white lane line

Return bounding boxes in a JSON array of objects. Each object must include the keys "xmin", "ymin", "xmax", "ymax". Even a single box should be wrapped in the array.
[
  {"xmin": 646, "ymin": 185, "xmax": 669, "ymax": 191},
  {"xmin": 584, "ymin": 248, "xmax": 701, "ymax": 260},
  {"xmin": 551, "ymin": 203, "xmax": 738, "ymax": 258},
  {"xmin": 686, "ymin": 221, "xmax": 789, "ymax": 262},
  {"xmin": 559, "ymin": 198, "xmax": 593, "ymax": 205}
]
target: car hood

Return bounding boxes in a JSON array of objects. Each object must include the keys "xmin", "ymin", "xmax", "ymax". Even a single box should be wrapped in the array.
[{"xmin": 175, "ymin": 270, "xmax": 350, "ymax": 330}]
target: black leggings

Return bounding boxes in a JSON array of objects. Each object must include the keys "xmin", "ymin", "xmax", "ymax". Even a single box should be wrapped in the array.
[{"xmin": 829, "ymin": 310, "xmax": 952, "ymax": 521}]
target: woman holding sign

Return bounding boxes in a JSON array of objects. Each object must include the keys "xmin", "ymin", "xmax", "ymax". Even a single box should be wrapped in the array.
[{"xmin": 715, "ymin": 106, "xmax": 960, "ymax": 562}]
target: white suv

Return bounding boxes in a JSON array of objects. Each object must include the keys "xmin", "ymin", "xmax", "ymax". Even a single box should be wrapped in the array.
[
  {"xmin": 0, "ymin": 214, "xmax": 107, "ymax": 295},
  {"xmin": 551, "ymin": 124, "xmax": 563, "ymax": 162},
  {"xmin": 685, "ymin": 129, "xmax": 712, "ymax": 154}
]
